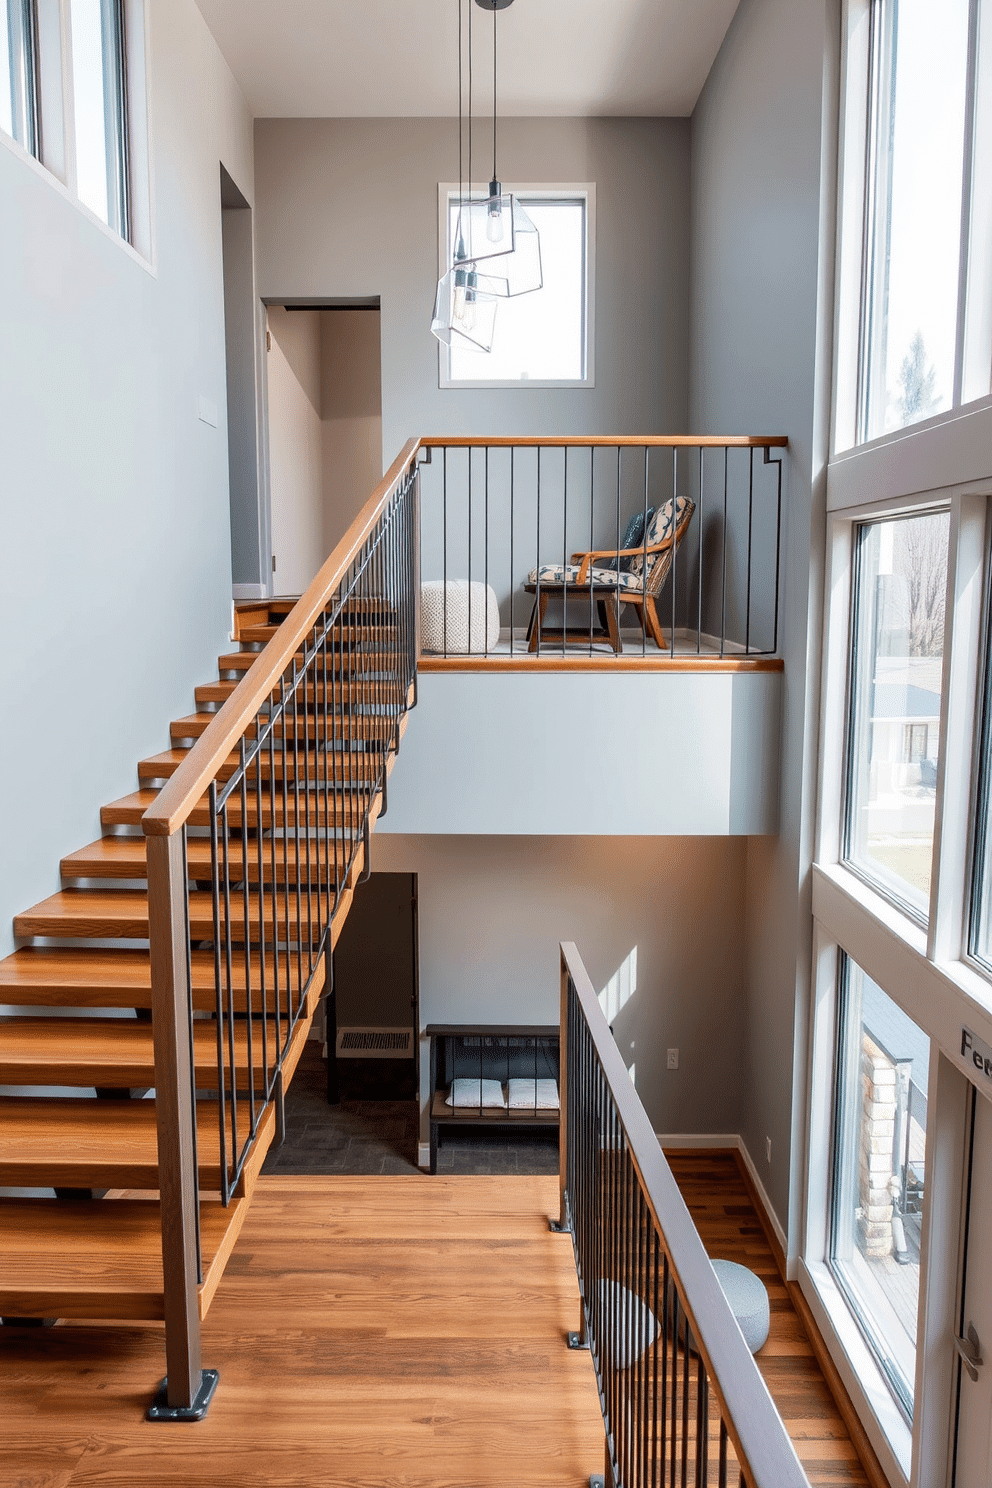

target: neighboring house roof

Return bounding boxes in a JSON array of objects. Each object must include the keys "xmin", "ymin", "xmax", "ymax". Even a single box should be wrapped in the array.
[{"xmin": 871, "ymin": 681, "xmax": 941, "ymax": 720}]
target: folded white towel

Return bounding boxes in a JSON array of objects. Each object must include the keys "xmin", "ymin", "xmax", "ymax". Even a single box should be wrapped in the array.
[
  {"xmin": 507, "ymin": 1077, "xmax": 559, "ymax": 1111},
  {"xmin": 445, "ymin": 1077, "xmax": 506, "ymax": 1109}
]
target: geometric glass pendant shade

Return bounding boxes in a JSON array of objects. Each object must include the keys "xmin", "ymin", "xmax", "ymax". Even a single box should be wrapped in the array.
[
  {"xmin": 451, "ymin": 184, "xmax": 543, "ymax": 297},
  {"xmin": 430, "ymin": 264, "xmax": 500, "ymax": 352}
]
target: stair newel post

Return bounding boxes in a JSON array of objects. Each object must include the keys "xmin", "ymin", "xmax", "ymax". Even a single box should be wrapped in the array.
[{"xmin": 145, "ymin": 826, "xmax": 219, "ymax": 1421}]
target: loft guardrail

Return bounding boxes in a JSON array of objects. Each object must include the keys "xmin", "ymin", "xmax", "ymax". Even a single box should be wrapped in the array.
[
  {"xmin": 557, "ymin": 942, "xmax": 809, "ymax": 1488},
  {"xmin": 418, "ymin": 436, "xmax": 787, "ymax": 662},
  {"xmin": 141, "ymin": 439, "xmax": 421, "ymax": 1418}
]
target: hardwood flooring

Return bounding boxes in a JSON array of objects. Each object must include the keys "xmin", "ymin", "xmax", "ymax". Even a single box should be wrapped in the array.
[
  {"xmin": 0, "ymin": 1157, "xmax": 881, "ymax": 1488},
  {"xmin": 666, "ymin": 1152, "xmax": 874, "ymax": 1488},
  {"xmin": 0, "ymin": 1175, "xmax": 604, "ymax": 1488}
]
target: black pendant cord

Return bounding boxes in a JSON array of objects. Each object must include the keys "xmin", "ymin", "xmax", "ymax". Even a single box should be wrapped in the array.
[
  {"xmin": 492, "ymin": 2, "xmax": 498, "ymax": 182},
  {"xmin": 457, "ymin": 0, "xmax": 463, "ymax": 209},
  {"xmin": 468, "ymin": 0, "xmax": 473, "ymax": 196}
]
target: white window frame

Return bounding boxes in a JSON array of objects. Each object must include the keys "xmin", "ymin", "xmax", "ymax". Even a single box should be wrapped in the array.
[
  {"xmin": 830, "ymin": 0, "xmax": 992, "ymax": 466},
  {"xmin": 0, "ymin": 0, "xmax": 152, "ymax": 265},
  {"xmin": 436, "ymin": 181, "xmax": 595, "ymax": 391}
]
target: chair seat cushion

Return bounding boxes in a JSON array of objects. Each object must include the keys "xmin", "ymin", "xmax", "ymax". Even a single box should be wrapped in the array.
[{"xmin": 527, "ymin": 564, "xmax": 645, "ymax": 593}]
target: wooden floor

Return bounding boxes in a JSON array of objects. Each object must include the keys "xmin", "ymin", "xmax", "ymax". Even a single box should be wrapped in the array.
[
  {"xmin": 0, "ymin": 1160, "xmax": 877, "ymax": 1488},
  {"xmin": 0, "ymin": 1175, "xmax": 603, "ymax": 1488},
  {"xmin": 666, "ymin": 1152, "xmax": 873, "ymax": 1488}
]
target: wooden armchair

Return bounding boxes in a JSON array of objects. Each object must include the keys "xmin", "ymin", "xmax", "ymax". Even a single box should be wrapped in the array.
[{"xmin": 524, "ymin": 495, "xmax": 696, "ymax": 653}]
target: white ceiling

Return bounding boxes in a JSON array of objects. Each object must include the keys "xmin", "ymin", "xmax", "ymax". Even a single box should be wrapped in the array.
[{"xmin": 193, "ymin": 0, "xmax": 741, "ymax": 119}]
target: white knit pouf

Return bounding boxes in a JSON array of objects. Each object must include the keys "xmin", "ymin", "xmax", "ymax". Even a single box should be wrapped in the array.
[
  {"xmin": 421, "ymin": 580, "xmax": 500, "ymax": 654},
  {"xmin": 711, "ymin": 1259, "xmax": 770, "ymax": 1354}
]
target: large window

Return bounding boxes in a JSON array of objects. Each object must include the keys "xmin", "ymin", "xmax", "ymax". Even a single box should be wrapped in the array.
[
  {"xmin": 844, "ymin": 509, "xmax": 950, "ymax": 919},
  {"xmin": 70, "ymin": 0, "xmax": 128, "ymax": 237},
  {"xmin": 844, "ymin": 0, "xmax": 992, "ymax": 449},
  {"xmin": 1, "ymin": 0, "xmax": 38, "ymax": 155},
  {"xmin": 440, "ymin": 189, "xmax": 592, "ymax": 388},
  {"xmin": 830, "ymin": 955, "xmax": 930, "ymax": 1420}
]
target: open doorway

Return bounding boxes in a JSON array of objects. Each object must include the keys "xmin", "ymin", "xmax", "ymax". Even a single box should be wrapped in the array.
[
  {"xmin": 265, "ymin": 300, "xmax": 383, "ymax": 596},
  {"xmin": 220, "ymin": 165, "xmax": 267, "ymax": 600}
]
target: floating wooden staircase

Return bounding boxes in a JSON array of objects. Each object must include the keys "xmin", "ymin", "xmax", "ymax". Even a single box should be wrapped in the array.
[{"xmin": 0, "ymin": 591, "xmax": 410, "ymax": 1330}]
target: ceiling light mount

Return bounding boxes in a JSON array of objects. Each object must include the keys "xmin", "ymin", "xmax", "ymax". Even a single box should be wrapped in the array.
[{"xmin": 474, "ymin": 0, "xmax": 515, "ymax": 10}]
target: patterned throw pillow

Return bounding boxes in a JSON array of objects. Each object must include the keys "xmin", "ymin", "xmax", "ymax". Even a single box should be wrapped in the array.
[
  {"xmin": 628, "ymin": 496, "xmax": 691, "ymax": 579},
  {"xmin": 601, "ymin": 509, "xmax": 654, "ymax": 572}
]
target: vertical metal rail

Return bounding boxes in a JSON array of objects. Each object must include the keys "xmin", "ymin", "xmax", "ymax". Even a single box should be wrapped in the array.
[
  {"xmin": 557, "ymin": 942, "xmax": 809, "ymax": 1488},
  {"xmin": 420, "ymin": 437, "xmax": 786, "ymax": 663}
]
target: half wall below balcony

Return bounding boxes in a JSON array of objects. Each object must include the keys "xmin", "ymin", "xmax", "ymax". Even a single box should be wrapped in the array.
[{"xmin": 379, "ymin": 667, "xmax": 782, "ymax": 836}]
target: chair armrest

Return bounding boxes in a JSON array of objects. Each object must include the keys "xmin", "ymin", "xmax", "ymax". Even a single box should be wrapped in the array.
[{"xmin": 570, "ymin": 537, "xmax": 676, "ymax": 585}]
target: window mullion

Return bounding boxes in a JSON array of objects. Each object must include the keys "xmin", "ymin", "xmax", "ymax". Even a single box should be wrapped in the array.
[
  {"xmin": 951, "ymin": 0, "xmax": 982, "ymax": 409},
  {"xmin": 928, "ymin": 494, "xmax": 988, "ymax": 964}
]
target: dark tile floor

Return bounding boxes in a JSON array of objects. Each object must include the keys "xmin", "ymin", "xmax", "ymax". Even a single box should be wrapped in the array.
[{"xmin": 261, "ymin": 1043, "xmax": 560, "ymax": 1178}]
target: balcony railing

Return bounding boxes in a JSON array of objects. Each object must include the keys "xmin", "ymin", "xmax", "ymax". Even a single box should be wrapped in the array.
[
  {"xmin": 418, "ymin": 437, "xmax": 786, "ymax": 662},
  {"xmin": 557, "ymin": 942, "xmax": 809, "ymax": 1488}
]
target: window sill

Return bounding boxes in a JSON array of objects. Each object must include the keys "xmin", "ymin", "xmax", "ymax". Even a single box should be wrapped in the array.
[
  {"xmin": 798, "ymin": 1259, "xmax": 911, "ymax": 1483},
  {"xmin": 826, "ymin": 396, "xmax": 992, "ymax": 512}
]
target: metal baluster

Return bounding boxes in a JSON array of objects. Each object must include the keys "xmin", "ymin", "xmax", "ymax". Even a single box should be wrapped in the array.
[
  {"xmin": 745, "ymin": 447, "xmax": 754, "ymax": 655},
  {"xmin": 239, "ymin": 738, "xmax": 255, "ymax": 1137},
  {"xmin": 697, "ymin": 447, "xmax": 703, "ymax": 655},
  {"xmin": 220, "ymin": 801, "xmax": 238, "ymax": 1189},
  {"xmin": 721, "ymin": 448, "xmax": 728, "ymax": 659}
]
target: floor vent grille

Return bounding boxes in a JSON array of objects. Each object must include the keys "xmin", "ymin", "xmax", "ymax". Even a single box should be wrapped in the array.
[{"xmin": 336, "ymin": 1027, "xmax": 414, "ymax": 1059}]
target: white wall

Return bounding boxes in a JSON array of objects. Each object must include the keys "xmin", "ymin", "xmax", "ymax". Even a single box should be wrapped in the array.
[
  {"xmin": 370, "ymin": 834, "xmax": 749, "ymax": 1137},
  {"xmin": 253, "ymin": 117, "xmax": 691, "ymax": 459},
  {"xmin": 320, "ymin": 310, "xmax": 382, "ymax": 552},
  {"xmin": 266, "ymin": 305, "xmax": 324, "ymax": 593},
  {"xmin": 380, "ymin": 671, "xmax": 781, "ymax": 836},
  {"xmin": 690, "ymin": 0, "xmax": 835, "ymax": 1233},
  {"xmin": 0, "ymin": 0, "xmax": 254, "ymax": 959}
]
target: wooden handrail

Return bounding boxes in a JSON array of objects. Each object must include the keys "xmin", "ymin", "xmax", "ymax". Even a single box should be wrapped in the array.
[
  {"xmin": 422, "ymin": 435, "xmax": 789, "ymax": 449},
  {"xmin": 142, "ymin": 438, "xmax": 422, "ymax": 839},
  {"xmin": 559, "ymin": 941, "xmax": 809, "ymax": 1488}
]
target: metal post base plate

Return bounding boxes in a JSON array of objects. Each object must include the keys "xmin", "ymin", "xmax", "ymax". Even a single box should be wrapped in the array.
[
  {"xmin": 147, "ymin": 1368, "xmax": 219, "ymax": 1422},
  {"xmin": 548, "ymin": 1217, "xmax": 571, "ymax": 1233},
  {"xmin": 567, "ymin": 1331, "xmax": 590, "ymax": 1350},
  {"xmin": 589, "ymin": 1476, "xmax": 606, "ymax": 1487}
]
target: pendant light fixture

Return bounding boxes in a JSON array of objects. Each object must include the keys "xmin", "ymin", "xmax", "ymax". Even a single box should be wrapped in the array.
[
  {"xmin": 451, "ymin": 0, "xmax": 542, "ymax": 298},
  {"xmin": 431, "ymin": 0, "xmax": 500, "ymax": 351}
]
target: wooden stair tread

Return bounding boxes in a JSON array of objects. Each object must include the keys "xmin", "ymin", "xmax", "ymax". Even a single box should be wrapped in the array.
[
  {"xmin": 61, "ymin": 835, "xmax": 353, "ymax": 882},
  {"xmin": 0, "ymin": 1095, "xmax": 271, "ymax": 1189},
  {"xmin": 217, "ymin": 649, "xmax": 401, "ymax": 674},
  {"xmin": 0, "ymin": 946, "xmax": 310, "ymax": 1008},
  {"xmin": 169, "ymin": 707, "xmax": 402, "ymax": 741},
  {"xmin": 238, "ymin": 622, "xmax": 396, "ymax": 645},
  {"xmin": 137, "ymin": 746, "xmax": 386, "ymax": 783},
  {"xmin": 14, "ymin": 886, "xmax": 334, "ymax": 941},
  {"xmin": 0, "ymin": 1015, "xmax": 291, "ymax": 1085},
  {"xmin": 0, "ymin": 1196, "xmax": 241, "ymax": 1320},
  {"xmin": 101, "ymin": 789, "xmax": 365, "ymax": 829}
]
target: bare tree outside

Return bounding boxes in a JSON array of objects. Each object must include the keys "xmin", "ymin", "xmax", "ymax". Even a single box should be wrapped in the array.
[
  {"xmin": 896, "ymin": 514, "xmax": 949, "ymax": 656},
  {"xmin": 895, "ymin": 330, "xmax": 939, "ymax": 427}
]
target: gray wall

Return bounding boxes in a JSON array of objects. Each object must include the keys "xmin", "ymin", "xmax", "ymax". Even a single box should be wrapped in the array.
[
  {"xmin": 0, "ymin": 0, "xmax": 254, "ymax": 960},
  {"xmin": 690, "ymin": 0, "xmax": 834, "ymax": 1233},
  {"xmin": 370, "ymin": 834, "xmax": 749, "ymax": 1137},
  {"xmin": 253, "ymin": 117, "xmax": 690, "ymax": 459}
]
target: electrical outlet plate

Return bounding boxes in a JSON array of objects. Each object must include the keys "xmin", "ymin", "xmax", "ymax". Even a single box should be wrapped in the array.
[{"xmin": 667, "ymin": 1048, "xmax": 679, "ymax": 1070}]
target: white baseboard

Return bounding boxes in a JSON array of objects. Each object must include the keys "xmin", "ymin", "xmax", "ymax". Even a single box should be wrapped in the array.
[
  {"xmin": 418, "ymin": 1142, "xmax": 431, "ymax": 1169},
  {"xmin": 656, "ymin": 1132, "xmax": 788, "ymax": 1263},
  {"xmin": 232, "ymin": 582, "xmax": 270, "ymax": 601}
]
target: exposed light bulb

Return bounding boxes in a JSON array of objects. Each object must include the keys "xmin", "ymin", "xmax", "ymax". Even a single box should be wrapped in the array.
[
  {"xmin": 486, "ymin": 178, "xmax": 505, "ymax": 245},
  {"xmin": 453, "ymin": 270, "xmax": 477, "ymax": 330},
  {"xmin": 487, "ymin": 199, "xmax": 504, "ymax": 244}
]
